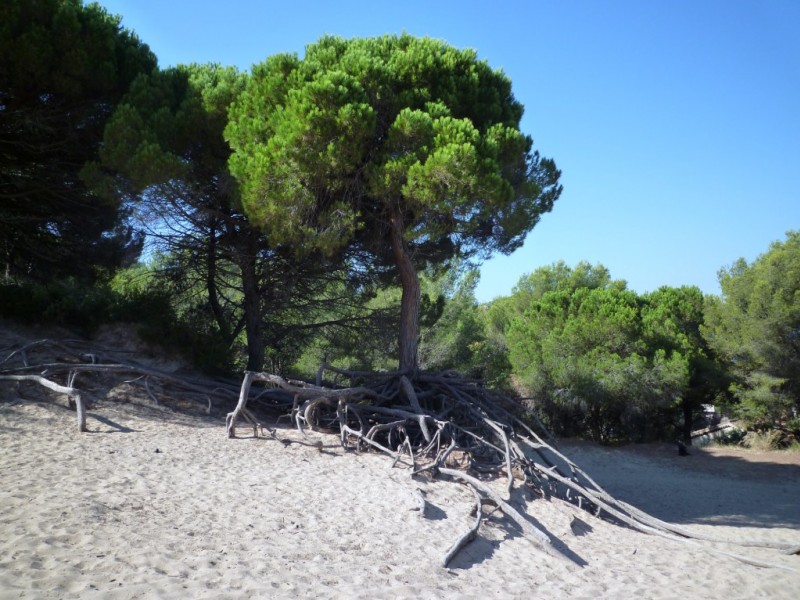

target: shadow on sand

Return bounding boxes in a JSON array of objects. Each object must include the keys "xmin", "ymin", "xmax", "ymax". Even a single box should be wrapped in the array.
[{"xmin": 559, "ymin": 441, "xmax": 800, "ymax": 529}]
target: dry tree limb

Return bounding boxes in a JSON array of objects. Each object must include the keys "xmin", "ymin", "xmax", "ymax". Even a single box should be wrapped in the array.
[
  {"xmin": 443, "ymin": 483, "xmax": 483, "ymax": 568},
  {"xmin": 523, "ymin": 457, "xmax": 799, "ymax": 570},
  {"xmin": 340, "ymin": 421, "xmax": 401, "ymax": 458},
  {"xmin": 0, "ymin": 339, "xmax": 91, "ymax": 368},
  {"xmin": 143, "ymin": 376, "xmax": 159, "ymax": 405},
  {"xmin": 367, "ymin": 419, "xmax": 407, "ymax": 442},
  {"xmin": 2, "ymin": 339, "xmax": 239, "ymax": 433},
  {"xmin": 484, "ymin": 419, "xmax": 514, "ymax": 498},
  {"xmin": 399, "ymin": 375, "xmax": 422, "ymax": 412},
  {"xmin": 436, "ymin": 467, "xmax": 568, "ymax": 562},
  {"xmin": 411, "ymin": 488, "xmax": 427, "ymax": 517},
  {"xmin": 0, "ymin": 374, "xmax": 86, "ymax": 431},
  {"xmin": 227, "ymin": 371, "xmax": 256, "ymax": 438},
  {"xmin": 614, "ymin": 498, "xmax": 800, "ymax": 552},
  {"xmin": 391, "ymin": 436, "xmax": 416, "ymax": 469},
  {"xmin": 302, "ymin": 397, "xmax": 339, "ymax": 432},
  {"xmin": 0, "ymin": 339, "xmax": 54, "ymax": 367},
  {"xmin": 4, "ymin": 361, "xmax": 236, "ymax": 409}
]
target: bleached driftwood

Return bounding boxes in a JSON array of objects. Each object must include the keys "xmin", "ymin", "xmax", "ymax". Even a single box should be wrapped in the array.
[
  {"xmin": 0, "ymin": 374, "xmax": 86, "ymax": 431},
  {"xmin": 1, "ymin": 339, "xmax": 240, "ymax": 431}
]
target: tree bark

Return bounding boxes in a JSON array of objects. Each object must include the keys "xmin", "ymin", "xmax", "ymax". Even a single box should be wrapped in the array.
[
  {"xmin": 239, "ymin": 233, "xmax": 265, "ymax": 372},
  {"xmin": 681, "ymin": 400, "xmax": 693, "ymax": 445},
  {"xmin": 205, "ymin": 219, "xmax": 233, "ymax": 344},
  {"xmin": 389, "ymin": 205, "xmax": 421, "ymax": 374}
]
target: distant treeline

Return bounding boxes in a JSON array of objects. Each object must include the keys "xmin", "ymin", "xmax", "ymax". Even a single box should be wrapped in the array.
[{"xmin": 3, "ymin": 238, "xmax": 798, "ymax": 446}]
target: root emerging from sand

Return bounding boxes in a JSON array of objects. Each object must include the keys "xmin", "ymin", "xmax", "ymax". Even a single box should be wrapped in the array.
[{"xmin": 228, "ymin": 366, "xmax": 800, "ymax": 571}]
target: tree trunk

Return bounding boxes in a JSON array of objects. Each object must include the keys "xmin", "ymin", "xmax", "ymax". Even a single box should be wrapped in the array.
[
  {"xmin": 206, "ymin": 219, "xmax": 233, "ymax": 344},
  {"xmin": 239, "ymin": 235, "xmax": 266, "ymax": 372},
  {"xmin": 681, "ymin": 401, "xmax": 693, "ymax": 445},
  {"xmin": 389, "ymin": 206, "xmax": 420, "ymax": 374}
]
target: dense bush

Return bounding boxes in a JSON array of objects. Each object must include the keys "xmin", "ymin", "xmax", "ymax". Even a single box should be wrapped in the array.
[
  {"xmin": 0, "ymin": 277, "xmax": 232, "ymax": 373},
  {"xmin": 0, "ymin": 279, "xmax": 116, "ymax": 330},
  {"xmin": 507, "ymin": 286, "xmax": 680, "ymax": 442},
  {"xmin": 497, "ymin": 263, "xmax": 722, "ymax": 443},
  {"xmin": 703, "ymin": 231, "xmax": 800, "ymax": 438}
]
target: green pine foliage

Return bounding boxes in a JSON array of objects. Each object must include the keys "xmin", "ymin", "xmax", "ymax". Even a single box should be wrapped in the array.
[
  {"xmin": 226, "ymin": 34, "xmax": 561, "ymax": 371},
  {"xmin": 503, "ymin": 263, "xmax": 718, "ymax": 443},
  {"xmin": 226, "ymin": 35, "xmax": 562, "ymax": 262},
  {"xmin": 418, "ymin": 269, "xmax": 485, "ymax": 376},
  {"xmin": 703, "ymin": 231, "xmax": 800, "ymax": 440},
  {"xmin": 0, "ymin": 0, "xmax": 156, "ymax": 281}
]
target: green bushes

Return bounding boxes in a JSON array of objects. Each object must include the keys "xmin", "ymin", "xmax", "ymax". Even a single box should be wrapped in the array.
[
  {"xmin": 703, "ymin": 231, "xmax": 800, "ymax": 439},
  {"xmin": 0, "ymin": 277, "xmax": 232, "ymax": 373},
  {"xmin": 506, "ymin": 286, "xmax": 689, "ymax": 442},
  {"xmin": 0, "ymin": 279, "xmax": 116, "ymax": 330},
  {"xmin": 483, "ymin": 262, "xmax": 724, "ymax": 444}
]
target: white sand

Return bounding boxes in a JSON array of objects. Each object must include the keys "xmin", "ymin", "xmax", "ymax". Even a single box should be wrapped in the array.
[
  {"xmin": 0, "ymin": 320, "xmax": 798, "ymax": 599},
  {"xmin": 1, "ymin": 398, "xmax": 798, "ymax": 599}
]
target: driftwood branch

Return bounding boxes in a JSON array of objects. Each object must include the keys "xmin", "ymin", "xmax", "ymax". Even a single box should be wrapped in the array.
[
  {"xmin": 1, "ymin": 339, "xmax": 241, "ymax": 432},
  {"xmin": 437, "ymin": 467, "xmax": 564, "ymax": 560},
  {"xmin": 442, "ymin": 483, "xmax": 482, "ymax": 568},
  {"xmin": 0, "ymin": 374, "xmax": 86, "ymax": 431},
  {"xmin": 227, "ymin": 371, "xmax": 256, "ymax": 438}
]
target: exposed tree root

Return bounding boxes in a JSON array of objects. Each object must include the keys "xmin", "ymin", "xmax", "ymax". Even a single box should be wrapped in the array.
[
  {"xmin": 0, "ymin": 373, "xmax": 86, "ymax": 430},
  {"xmin": 442, "ymin": 483, "xmax": 482, "ymax": 568},
  {"xmin": 228, "ymin": 367, "xmax": 800, "ymax": 571}
]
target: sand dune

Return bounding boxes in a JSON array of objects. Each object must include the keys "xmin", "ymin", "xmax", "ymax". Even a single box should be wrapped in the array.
[{"xmin": 1, "ymin": 392, "xmax": 798, "ymax": 599}]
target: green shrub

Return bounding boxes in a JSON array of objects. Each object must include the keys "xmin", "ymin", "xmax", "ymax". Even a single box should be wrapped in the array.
[
  {"xmin": 0, "ymin": 279, "xmax": 115, "ymax": 330},
  {"xmin": 713, "ymin": 427, "xmax": 747, "ymax": 446},
  {"xmin": 0, "ymin": 279, "xmax": 233, "ymax": 374},
  {"xmin": 742, "ymin": 429, "xmax": 796, "ymax": 450}
]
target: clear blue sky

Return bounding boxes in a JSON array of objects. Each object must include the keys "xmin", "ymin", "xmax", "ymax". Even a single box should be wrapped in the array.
[{"xmin": 96, "ymin": 0, "xmax": 799, "ymax": 303}]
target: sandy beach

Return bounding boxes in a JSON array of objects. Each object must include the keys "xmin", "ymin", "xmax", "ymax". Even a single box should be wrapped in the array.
[{"xmin": 1, "ymin": 328, "xmax": 799, "ymax": 599}]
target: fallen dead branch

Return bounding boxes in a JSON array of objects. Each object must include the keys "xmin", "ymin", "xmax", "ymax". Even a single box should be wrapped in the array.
[
  {"xmin": 1, "ymin": 338, "xmax": 241, "ymax": 430},
  {"xmin": 442, "ymin": 483, "xmax": 482, "ymax": 568},
  {"xmin": 0, "ymin": 374, "xmax": 86, "ymax": 431}
]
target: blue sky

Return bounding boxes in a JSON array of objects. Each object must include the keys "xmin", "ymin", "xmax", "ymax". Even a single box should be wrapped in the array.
[{"xmin": 96, "ymin": 0, "xmax": 799, "ymax": 303}]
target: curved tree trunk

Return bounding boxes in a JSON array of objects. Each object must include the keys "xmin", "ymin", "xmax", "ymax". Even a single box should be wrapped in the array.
[{"xmin": 389, "ymin": 205, "xmax": 420, "ymax": 374}]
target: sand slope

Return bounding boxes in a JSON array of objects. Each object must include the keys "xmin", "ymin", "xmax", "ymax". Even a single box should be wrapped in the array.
[
  {"xmin": 0, "ymin": 321, "xmax": 798, "ymax": 599},
  {"xmin": 1, "ymin": 395, "xmax": 799, "ymax": 599}
]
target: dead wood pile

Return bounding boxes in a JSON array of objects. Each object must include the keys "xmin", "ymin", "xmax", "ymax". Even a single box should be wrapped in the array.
[
  {"xmin": 227, "ymin": 365, "xmax": 800, "ymax": 569},
  {"xmin": 0, "ymin": 337, "xmax": 239, "ymax": 428}
]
